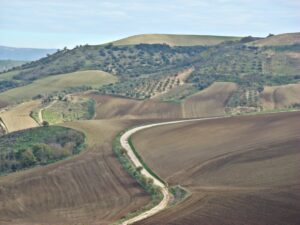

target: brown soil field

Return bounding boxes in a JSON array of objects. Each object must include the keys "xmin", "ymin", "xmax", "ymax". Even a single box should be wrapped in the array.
[
  {"xmin": 183, "ymin": 82, "xmax": 237, "ymax": 117},
  {"xmin": 0, "ymin": 119, "xmax": 151, "ymax": 225},
  {"xmin": 132, "ymin": 111, "xmax": 300, "ymax": 225},
  {"xmin": 261, "ymin": 83, "xmax": 300, "ymax": 109},
  {"xmin": 90, "ymin": 94, "xmax": 182, "ymax": 119},
  {"xmin": 89, "ymin": 82, "xmax": 236, "ymax": 119},
  {"xmin": 0, "ymin": 100, "xmax": 40, "ymax": 132}
]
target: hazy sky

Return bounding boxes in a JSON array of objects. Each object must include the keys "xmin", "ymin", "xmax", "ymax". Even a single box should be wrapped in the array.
[{"xmin": 0, "ymin": 0, "xmax": 299, "ymax": 48}]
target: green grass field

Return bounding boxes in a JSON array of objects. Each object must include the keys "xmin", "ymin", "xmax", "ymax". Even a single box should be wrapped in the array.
[
  {"xmin": 0, "ymin": 70, "xmax": 117, "ymax": 103},
  {"xmin": 42, "ymin": 98, "xmax": 95, "ymax": 124}
]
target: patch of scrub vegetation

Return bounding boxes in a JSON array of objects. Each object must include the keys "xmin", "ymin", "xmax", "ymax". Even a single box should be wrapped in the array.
[
  {"xmin": 112, "ymin": 132, "xmax": 163, "ymax": 224},
  {"xmin": 29, "ymin": 110, "xmax": 40, "ymax": 125},
  {"xmin": 41, "ymin": 97, "xmax": 95, "ymax": 124},
  {"xmin": 169, "ymin": 185, "xmax": 190, "ymax": 206},
  {"xmin": 0, "ymin": 126, "xmax": 85, "ymax": 175},
  {"xmin": 0, "ymin": 60, "xmax": 27, "ymax": 73}
]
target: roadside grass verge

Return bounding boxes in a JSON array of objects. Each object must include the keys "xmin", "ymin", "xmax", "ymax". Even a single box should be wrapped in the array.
[
  {"xmin": 29, "ymin": 110, "xmax": 41, "ymax": 125},
  {"xmin": 169, "ymin": 185, "xmax": 191, "ymax": 206},
  {"xmin": 111, "ymin": 132, "xmax": 163, "ymax": 224},
  {"xmin": 128, "ymin": 137, "xmax": 166, "ymax": 185}
]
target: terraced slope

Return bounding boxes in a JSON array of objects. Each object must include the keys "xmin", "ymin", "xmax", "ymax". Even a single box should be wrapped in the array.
[
  {"xmin": 261, "ymin": 83, "xmax": 300, "ymax": 109},
  {"xmin": 132, "ymin": 112, "xmax": 300, "ymax": 225},
  {"xmin": 0, "ymin": 119, "xmax": 150, "ymax": 225},
  {"xmin": 111, "ymin": 34, "xmax": 241, "ymax": 46}
]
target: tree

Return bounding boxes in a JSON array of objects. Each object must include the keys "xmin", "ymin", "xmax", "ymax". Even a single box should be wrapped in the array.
[
  {"xmin": 19, "ymin": 149, "xmax": 36, "ymax": 167},
  {"xmin": 42, "ymin": 121, "xmax": 49, "ymax": 127},
  {"xmin": 120, "ymin": 148, "xmax": 127, "ymax": 155},
  {"xmin": 32, "ymin": 144, "xmax": 53, "ymax": 164},
  {"xmin": 136, "ymin": 166, "xmax": 143, "ymax": 173}
]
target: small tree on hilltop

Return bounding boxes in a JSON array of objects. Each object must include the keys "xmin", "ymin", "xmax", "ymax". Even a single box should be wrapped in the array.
[{"xmin": 136, "ymin": 166, "xmax": 143, "ymax": 173}]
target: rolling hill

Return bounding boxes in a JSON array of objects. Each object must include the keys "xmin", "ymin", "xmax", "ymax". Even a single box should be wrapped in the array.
[
  {"xmin": 0, "ymin": 33, "xmax": 299, "ymax": 225},
  {"xmin": 87, "ymin": 82, "xmax": 236, "ymax": 119},
  {"xmin": 132, "ymin": 111, "xmax": 300, "ymax": 225},
  {"xmin": 250, "ymin": 32, "xmax": 300, "ymax": 46},
  {"xmin": 111, "ymin": 34, "xmax": 242, "ymax": 46},
  {"xmin": 0, "ymin": 70, "xmax": 117, "ymax": 103},
  {"xmin": 261, "ymin": 83, "xmax": 300, "ymax": 109},
  {"xmin": 0, "ymin": 32, "xmax": 298, "ymax": 107},
  {"xmin": 0, "ymin": 119, "xmax": 152, "ymax": 225}
]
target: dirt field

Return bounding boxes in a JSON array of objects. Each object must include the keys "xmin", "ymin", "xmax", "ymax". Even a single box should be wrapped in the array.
[
  {"xmin": 183, "ymin": 82, "xmax": 237, "ymax": 117},
  {"xmin": 89, "ymin": 82, "xmax": 236, "ymax": 119},
  {"xmin": 132, "ymin": 111, "xmax": 300, "ymax": 225},
  {"xmin": 0, "ymin": 119, "xmax": 151, "ymax": 225},
  {"xmin": 261, "ymin": 83, "xmax": 300, "ymax": 109},
  {"xmin": 0, "ymin": 100, "xmax": 40, "ymax": 132}
]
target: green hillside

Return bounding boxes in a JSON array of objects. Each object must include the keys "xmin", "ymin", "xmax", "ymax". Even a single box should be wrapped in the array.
[
  {"xmin": 0, "ymin": 60, "xmax": 28, "ymax": 72},
  {"xmin": 0, "ymin": 33, "xmax": 299, "ymax": 103}
]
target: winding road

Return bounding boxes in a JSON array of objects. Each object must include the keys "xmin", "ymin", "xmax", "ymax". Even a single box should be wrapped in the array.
[{"xmin": 119, "ymin": 117, "xmax": 224, "ymax": 225}]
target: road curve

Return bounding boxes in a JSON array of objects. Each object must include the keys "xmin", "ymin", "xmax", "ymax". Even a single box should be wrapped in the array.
[{"xmin": 119, "ymin": 117, "xmax": 224, "ymax": 225}]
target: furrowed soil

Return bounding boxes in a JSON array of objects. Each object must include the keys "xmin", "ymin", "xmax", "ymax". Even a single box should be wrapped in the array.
[
  {"xmin": 261, "ymin": 83, "xmax": 300, "ymax": 109},
  {"xmin": 89, "ymin": 82, "xmax": 237, "ymax": 119},
  {"xmin": 0, "ymin": 119, "xmax": 151, "ymax": 225},
  {"xmin": 132, "ymin": 111, "xmax": 300, "ymax": 225}
]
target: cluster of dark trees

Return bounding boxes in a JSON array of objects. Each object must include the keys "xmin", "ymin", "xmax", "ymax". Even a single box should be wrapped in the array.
[
  {"xmin": 0, "ymin": 127, "xmax": 85, "ymax": 174},
  {"xmin": 0, "ymin": 143, "xmax": 71, "ymax": 172}
]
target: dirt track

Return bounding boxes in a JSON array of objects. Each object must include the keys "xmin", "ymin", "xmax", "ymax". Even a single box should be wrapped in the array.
[{"xmin": 132, "ymin": 111, "xmax": 300, "ymax": 225}]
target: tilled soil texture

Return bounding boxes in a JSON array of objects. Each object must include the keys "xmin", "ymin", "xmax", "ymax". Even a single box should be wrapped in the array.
[
  {"xmin": 0, "ymin": 119, "xmax": 151, "ymax": 225},
  {"xmin": 132, "ymin": 111, "xmax": 300, "ymax": 225},
  {"xmin": 89, "ymin": 82, "xmax": 237, "ymax": 119}
]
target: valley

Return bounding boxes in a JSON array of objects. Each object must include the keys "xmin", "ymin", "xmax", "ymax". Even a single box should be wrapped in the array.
[{"xmin": 0, "ymin": 32, "xmax": 299, "ymax": 225}]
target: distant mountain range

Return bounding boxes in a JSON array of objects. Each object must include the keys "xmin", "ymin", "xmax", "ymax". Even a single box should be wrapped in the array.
[{"xmin": 0, "ymin": 46, "xmax": 57, "ymax": 61}]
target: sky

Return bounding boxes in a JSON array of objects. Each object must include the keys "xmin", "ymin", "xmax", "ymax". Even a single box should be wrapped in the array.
[{"xmin": 0, "ymin": 0, "xmax": 299, "ymax": 49}]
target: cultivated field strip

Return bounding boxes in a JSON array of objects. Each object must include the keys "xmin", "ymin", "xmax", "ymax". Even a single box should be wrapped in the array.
[
  {"xmin": 0, "ymin": 100, "xmax": 40, "ymax": 132},
  {"xmin": 119, "ymin": 117, "xmax": 224, "ymax": 224},
  {"xmin": 132, "ymin": 111, "xmax": 300, "ymax": 225},
  {"xmin": 0, "ymin": 120, "xmax": 151, "ymax": 225},
  {"xmin": 88, "ymin": 82, "xmax": 237, "ymax": 120}
]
